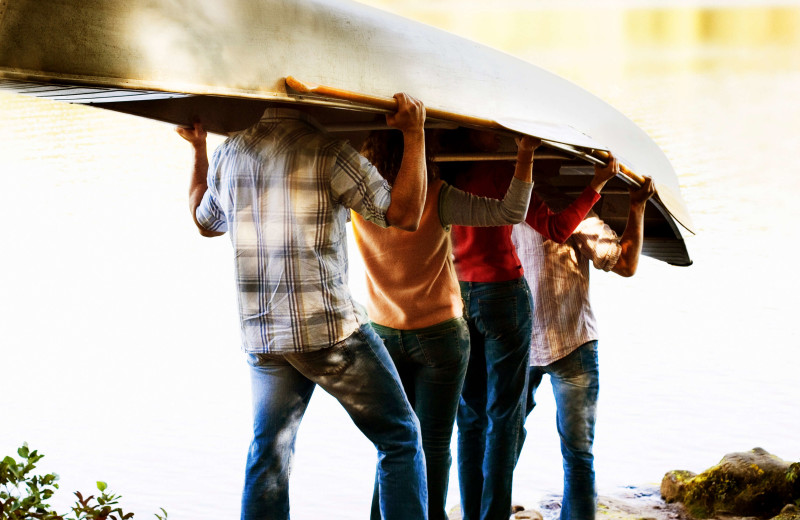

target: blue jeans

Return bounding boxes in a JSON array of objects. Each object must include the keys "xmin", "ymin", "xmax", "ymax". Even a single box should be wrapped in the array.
[
  {"xmin": 241, "ymin": 324, "xmax": 428, "ymax": 520},
  {"xmin": 525, "ymin": 341, "xmax": 599, "ymax": 520},
  {"xmin": 456, "ymin": 278, "xmax": 533, "ymax": 520},
  {"xmin": 369, "ymin": 317, "xmax": 471, "ymax": 520}
]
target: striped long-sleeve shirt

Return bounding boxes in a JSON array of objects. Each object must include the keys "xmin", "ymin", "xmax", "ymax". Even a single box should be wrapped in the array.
[
  {"xmin": 512, "ymin": 214, "xmax": 622, "ymax": 366},
  {"xmin": 196, "ymin": 108, "xmax": 392, "ymax": 353}
]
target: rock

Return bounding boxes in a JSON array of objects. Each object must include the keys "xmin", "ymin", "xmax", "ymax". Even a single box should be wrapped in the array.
[
  {"xmin": 511, "ymin": 503, "xmax": 526, "ymax": 514},
  {"xmin": 662, "ymin": 470, "xmax": 698, "ymax": 503},
  {"xmin": 660, "ymin": 448, "xmax": 800, "ymax": 519},
  {"xmin": 447, "ymin": 505, "xmax": 462, "ymax": 520},
  {"xmin": 769, "ymin": 503, "xmax": 800, "ymax": 520},
  {"xmin": 597, "ymin": 488, "xmax": 688, "ymax": 520},
  {"xmin": 447, "ymin": 504, "xmax": 542, "ymax": 520}
]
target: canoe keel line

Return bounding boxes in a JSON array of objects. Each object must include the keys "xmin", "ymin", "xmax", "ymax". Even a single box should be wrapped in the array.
[{"xmin": 0, "ymin": 0, "xmax": 693, "ymax": 266}]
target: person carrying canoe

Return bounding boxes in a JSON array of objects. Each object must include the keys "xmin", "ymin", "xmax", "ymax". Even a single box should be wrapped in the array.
[
  {"xmin": 176, "ymin": 94, "xmax": 430, "ymax": 520},
  {"xmin": 511, "ymin": 171, "xmax": 655, "ymax": 520},
  {"xmin": 442, "ymin": 129, "xmax": 619, "ymax": 520},
  {"xmin": 353, "ymin": 129, "xmax": 539, "ymax": 520}
]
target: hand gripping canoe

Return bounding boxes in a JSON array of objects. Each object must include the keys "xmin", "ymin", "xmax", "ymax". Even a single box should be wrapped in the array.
[{"xmin": 285, "ymin": 76, "xmax": 648, "ymax": 187}]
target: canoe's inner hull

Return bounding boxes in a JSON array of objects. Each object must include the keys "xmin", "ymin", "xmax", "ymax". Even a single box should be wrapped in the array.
[{"xmin": 0, "ymin": 78, "xmax": 691, "ymax": 266}]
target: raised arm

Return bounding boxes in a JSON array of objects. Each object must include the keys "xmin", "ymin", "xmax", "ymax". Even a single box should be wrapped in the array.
[
  {"xmin": 440, "ymin": 136, "xmax": 538, "ymax": 227},
  {"xmin": 176, "ymin": 122, "xmax": 224, "ymax": 237},
  {"xmin": 384, "ymin": 93, "xmax": 427, "ymax": 231},
  {"xmin": 587, "ymin": 152, "xmax": 620, "ymax": 194},
  {"xmin": 612, "ymin": 176, "xmax": 655, "ymax": 277},
  {"xmin": 525, "ymin": 151, "xmax": 622, "ymax": 243},
  {"xmin": 512, "ymin": 135, "xmax": 540, "ymax": 183}
]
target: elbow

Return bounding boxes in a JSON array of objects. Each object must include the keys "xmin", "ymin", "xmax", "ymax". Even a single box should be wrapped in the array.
[
  {"xmin": 617, "ymin": 267, "xmax": 636, "ymax": 277},
  {"xmin": 397, "ymin": 222, "xmax": 420, "ymax": 232},
  {"xmin": 386, "ymin": 199, "xmax": 424, "ymax": 231},
  {"xmin": 613, "ymin": 262, "xmax": 637, "ymax": 277},
  {"xmin": 190, "ymin": 201, "xmax": 224, "ymax": 237},
  {"xmin": 196, "ymin": 223, "xmax": 224, "ymax": 238},
  {"xmin": 612, "ymin": 244, "xmax": 641, "ymax": 277},
  {"xmin": 502, "ymin": 208, "xmax": 526, "ymax": 226},
  {"xmin": 543, "ymin": 222, "xmax": 575, "ymax": 244},
  {"xmin": 197, "ymin": 226, "xmax": 221, "ymax": 238},
  {"xmin": 193, "ymin": 213, "xmax": 225, "ymax": 238}
]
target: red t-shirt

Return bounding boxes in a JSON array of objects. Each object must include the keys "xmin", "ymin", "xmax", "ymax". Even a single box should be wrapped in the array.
[{"xmin": 450, "ymin": 162, "xmax": 600, "ymax": 282}]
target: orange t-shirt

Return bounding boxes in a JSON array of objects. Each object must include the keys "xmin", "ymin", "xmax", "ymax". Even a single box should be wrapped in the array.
[{"xmin": 351, "ymin": 179, "xmax": 463, "ymax": 330}]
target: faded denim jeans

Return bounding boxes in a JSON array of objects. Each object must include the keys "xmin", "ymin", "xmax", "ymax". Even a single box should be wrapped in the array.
[
  {"xmin": 525, "ymin": 340, "xmax": 600, "ymax": 520},
  {"xmin": 369, "ymin": 317, "xmax": 471, "ymax": 520},
  {"xmin": 456, "ymin": 278, "xmax": 533, "ymax": 520},
  {"xmin": 241, "ymin": 324, "xmax": 428, "ymax": 520}
]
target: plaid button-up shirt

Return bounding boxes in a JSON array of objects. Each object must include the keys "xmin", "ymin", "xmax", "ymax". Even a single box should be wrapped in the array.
[
  {"xmin": 196, "ymin": 108, "xmax": 392, "ymax": 353},
  {"xmin": 512, "ymin": 214, "xmax": 622, "ymax": 366}
]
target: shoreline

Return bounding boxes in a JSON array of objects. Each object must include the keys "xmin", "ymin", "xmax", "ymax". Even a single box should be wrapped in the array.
[
  {"xmin": 447, "ymin": 485, "xmax": 690, "ymax": 520},
  {"xmin": 523, "ymin": 486, "xmax": 689, "ymax": 520}
]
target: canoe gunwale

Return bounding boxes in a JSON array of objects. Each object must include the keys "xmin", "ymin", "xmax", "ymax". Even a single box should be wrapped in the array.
[{"xmin": 0, "ymin": 73, "xmax": 694, "ymax": 262}]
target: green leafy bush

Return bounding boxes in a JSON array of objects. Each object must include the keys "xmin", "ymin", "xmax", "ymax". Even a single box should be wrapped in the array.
[{"xmin": 1, "ymin": 443, "xmax": 166, "ymax": 520}]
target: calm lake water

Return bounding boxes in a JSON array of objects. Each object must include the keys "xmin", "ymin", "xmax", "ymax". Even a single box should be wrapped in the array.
[{"xmin": 1, "ymin": 2, "xmax": 799, "ymax": 519}]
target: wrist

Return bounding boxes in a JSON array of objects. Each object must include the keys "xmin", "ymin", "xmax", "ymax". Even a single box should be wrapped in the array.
[
  {"xmin": 401, "ymin": 126, "xmax": 424, "ymax": 139},
  {"xmin": 516, "ymin": 149, "xmax": 534, "ymax": 163},
  {"xmin": 629, "ymin": 200, "xmax": 647, "ymax": 212},
  {"xmin": 588, "ymin": 179, "xmax": 606, "ymax": 193},
  {"xmin": 401, "ymin": 128, "xmax": 425, "ymax": 149}
]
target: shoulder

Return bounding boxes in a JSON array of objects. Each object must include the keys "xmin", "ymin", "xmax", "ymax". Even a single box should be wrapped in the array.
[
  {"xmin": 247, "ymin": 114, "xmax": 342, "ymax": 155},
  {"xmin": 570, "ymin": 215, "xmax": 622, "ymax": 268},
  {"xmin": 574, "ymin": 214, "xmax": 618, "ymax": 240}
]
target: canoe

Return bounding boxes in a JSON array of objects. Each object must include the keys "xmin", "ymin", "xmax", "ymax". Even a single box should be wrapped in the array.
[{"xmin": 0, "ymin": 0, "xmax": 693, "ymax": 265}]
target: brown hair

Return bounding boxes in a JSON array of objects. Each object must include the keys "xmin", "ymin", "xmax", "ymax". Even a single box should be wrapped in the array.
[{"xmin": 361, "ymin": 129, "xmax": 439, "ymax": 185}]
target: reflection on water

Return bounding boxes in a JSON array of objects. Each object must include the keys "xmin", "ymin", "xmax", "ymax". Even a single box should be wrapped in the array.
[
  {"xmin": 1, "ymin": 3, "xmax": 799, "ymax": 519},
  {"xmin": 372, "ymin": 3, "xmax": 800, "ymax": 42},
  {"xmin": 373, "ymin": 3, "xmax": 800, "ymax": 76},
  {"xmin": 626, "ymin": 7, "xmax": 800, "ymax": 45}
]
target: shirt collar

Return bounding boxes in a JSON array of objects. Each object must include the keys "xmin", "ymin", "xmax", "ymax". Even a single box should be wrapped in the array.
[{"xmin": 258, "ymin": 107, "xmax": 326, "ymax": 133}]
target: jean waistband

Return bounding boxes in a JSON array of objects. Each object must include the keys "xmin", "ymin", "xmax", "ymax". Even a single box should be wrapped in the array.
[
  {"xmin": 371, "ymin": 315, "xmax": 466, "ymax": 335},
  {"xmin": 458, "ymin": 276, "xmax": 526, "ymax": 290}
]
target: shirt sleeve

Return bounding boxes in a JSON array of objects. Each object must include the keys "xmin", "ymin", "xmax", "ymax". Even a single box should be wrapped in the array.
[
  {"xmin": 330, "ymin": 143, "xmax": 392, "ymax": 228},
  {"xmin": 525, "ymin": 186, "xmax": 600, "ymax": 243},
  {"xmin": 571, "ymin": 215, "xmax": 622, "ymax": 271},
  {"xmin": 194, "ymin": 162, "xmax": 228, "ymax": 233},
  {"xmin": 439, "ymin": 176, "xmax": 533, "ymax": 227}
]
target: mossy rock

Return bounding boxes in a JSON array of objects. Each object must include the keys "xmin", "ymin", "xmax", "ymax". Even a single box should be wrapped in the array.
[
  {"xmin": 662, "ymin": 469, "xmax": 697, "ymax": 503},
  {"xmin": 661, "ymin": 448, "xmax": 800, "ymax": 519},
  {"xmin": 769, "ymin": 503, "xmax": 800, "ymax": 520}
]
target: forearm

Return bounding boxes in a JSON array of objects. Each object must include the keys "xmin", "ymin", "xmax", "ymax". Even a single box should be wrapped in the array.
[
  {"xmin": 188, "ymin": 142, "xmax": 209, "ymax": 206},
  {"xmin": 588, "ymin": 152, "xmax": 620, "ymax": 193},
  {"xmin": 612, "ymin": 201, "xmax": 646, "ymax": 277},
  {"xmin": 513, "ymin": 149, "xmax": 534, "ymax": 182},
  {"xmin": 187, "ymin": 143, "xmax": 222, "ymax": 237},
  {"xmin": 441, "ymin": 176, "xmax": 532, "ymax": 226},
  {"xmin": 386, "ymin": 130, "xmax": 426, "ymax": 231},
  {"xmin": 526, "ymin": 186, "xmax": 600, "ymax": 243},
  {"xmin": 588, "ymin": 173, "xmax": 610, "ymax": 194}
]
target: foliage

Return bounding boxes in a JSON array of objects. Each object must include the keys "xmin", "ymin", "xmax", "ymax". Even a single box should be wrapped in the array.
[
  {"xmin": 0, "ymin": 444, "xmax": 167, "ymax": 520},
  {"xmin": 788, "ymin": 463, "xmax": 800, "ymax": 485}
]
